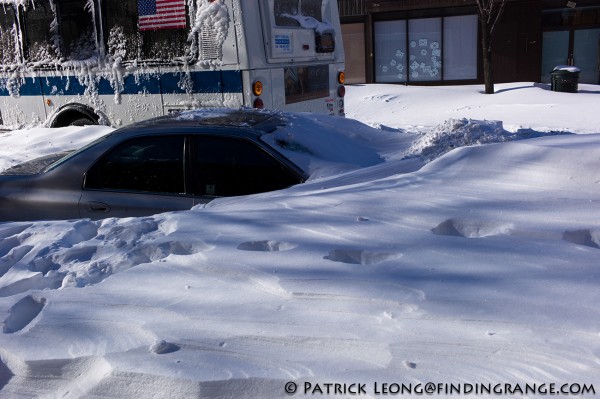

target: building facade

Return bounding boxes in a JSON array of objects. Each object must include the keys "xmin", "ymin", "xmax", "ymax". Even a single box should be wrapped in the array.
[{"xmin": 338, "ymin": 0, "xmax": 600, "ymax": 85}]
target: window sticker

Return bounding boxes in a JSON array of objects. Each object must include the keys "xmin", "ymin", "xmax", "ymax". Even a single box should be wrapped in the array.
[
  {"xmin": 419, "ymin": 38, "xmax": 428, "ymax": 47},
  {"xmin": 274, "ymin": 34, "xmax": 292, "ymax": 53}
]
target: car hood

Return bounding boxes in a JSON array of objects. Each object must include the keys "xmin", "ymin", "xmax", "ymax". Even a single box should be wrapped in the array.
[{"xmin": 0, "ymin": 151, "xmax": 73, "ymax": 175}]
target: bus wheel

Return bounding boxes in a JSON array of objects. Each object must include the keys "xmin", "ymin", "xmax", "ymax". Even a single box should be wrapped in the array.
[{"xmin": 69, "ymin": 117, "xmax": 96, "ymax": 126}]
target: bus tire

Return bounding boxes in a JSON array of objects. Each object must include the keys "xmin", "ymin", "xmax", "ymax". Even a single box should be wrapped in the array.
[
  {"xmin": 69, "ymin": 117, "xmax": 96, "ymax": 126},
  {"xmin": 49, "ymin": 104, "xmax": 101, "ymax": 128}
]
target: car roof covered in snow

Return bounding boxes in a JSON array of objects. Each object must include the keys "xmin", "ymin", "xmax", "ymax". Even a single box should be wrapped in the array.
[{"xmin": 115, "ymin": 108, "xmax": 286, "ymax": 135}]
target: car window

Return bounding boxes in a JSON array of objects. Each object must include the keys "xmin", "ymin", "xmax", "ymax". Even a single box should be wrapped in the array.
[
  {"xmin": 85, "ymin": 136, "xmax": 185, "ymax": 194},
  {"xmin": 193, "ymin": 136, "xmax": 300, "ymax": 197}
]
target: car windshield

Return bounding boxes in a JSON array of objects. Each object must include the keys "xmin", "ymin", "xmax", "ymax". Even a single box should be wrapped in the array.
[
  {"xmin": 44, "ymin": 133, "xmax": 114, "ymax": 172},
  {"xmin": 0, "ymin": 151, "xmax": 73, "ymax": 175}
]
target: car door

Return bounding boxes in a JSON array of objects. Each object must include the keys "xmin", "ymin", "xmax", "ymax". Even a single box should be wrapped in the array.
[
  {"xmin": 190, "ymin": 134, "xmax": 303, "ymax": 205},
  {"xmin": 79, "ymin": 135, "xmax": 194, "ymax": 219}
]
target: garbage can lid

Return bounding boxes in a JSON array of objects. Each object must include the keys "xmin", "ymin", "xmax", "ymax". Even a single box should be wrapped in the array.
[{"xmin": 553, "ymin": 65, "xmax": 581, "ymax": 73}]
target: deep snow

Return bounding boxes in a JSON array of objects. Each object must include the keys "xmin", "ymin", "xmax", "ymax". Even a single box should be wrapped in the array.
[{"xmin": 0, "ymin": 82, "xmax": 599, "ymax": 398}]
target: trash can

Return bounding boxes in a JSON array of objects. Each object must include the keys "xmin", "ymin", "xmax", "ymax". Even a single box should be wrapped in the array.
[{"xmin": 550, "ymin": 66, "xmax": 581, "ymax": 93}]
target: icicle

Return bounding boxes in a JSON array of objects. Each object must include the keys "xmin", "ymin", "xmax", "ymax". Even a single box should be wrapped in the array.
[
  {"xmin": 47, "ymin": 0, "xmax": 61, "ymax": 61},
  {"xmin": 84, "ymin": 0, "xmax": 101, "ymax": 63}
]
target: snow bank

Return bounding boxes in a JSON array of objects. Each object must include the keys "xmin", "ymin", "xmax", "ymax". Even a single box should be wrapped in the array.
[
  {"xmin": 407, "ymin": 118, "xmax": 571, "ymax": 162},
  {"xmin": 0, "ymin": 125, "xmax": 112, "ymax": 172},
  {"xmin": 0, "ymin": 83, "xmax": 599, "ymax": 397},
  {"xmin": 346, "ymin": 82, "xmax": 600, "ymax": 134}
]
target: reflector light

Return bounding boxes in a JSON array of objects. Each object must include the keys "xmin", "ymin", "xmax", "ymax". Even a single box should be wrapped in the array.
[
  {"xmin": 337, "ymin": 86, "xmax": 346, "ymax": 98},
  {"xmin": 337, "ymin": 71, "xmax": 345, "ymax": 84},
  {"xmin": 252, "ymin": 81, "xmax": 263, "ymax": 96}
]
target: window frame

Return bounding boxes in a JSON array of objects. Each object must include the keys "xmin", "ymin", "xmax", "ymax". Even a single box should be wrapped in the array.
[
  {"xmin": 21, "ymin": 0, "xmax": 57, "ymax": 65},
  {"xmin": 188, "ymin": 133, "xmax": 305, "ymax": 197},
  {"xmin": 0, "ymin": 4, "xmax": 21, "ymax": 67},
  {"xmin": 55, "ymin": 0, "xmax": 99, "ymax": 61},
  {"xmin": 82, "ymin": 131, "xmax": 305, "ymax": 198},
  {"xmin": 83, "ymin": 134, "xmax": 188, "ymax": 196},
  {"xmin": 372, "ymin": 9, "xmax": 480, "ymax": 84},
  {"xmin": 101, "ymin": 0, "xmax": 192, "ymax": 66},
  {"xmin": 273, "ymin": 0, "xmax": 325, "ymax": 28},
  {"xmin": 17, "ymin": 0, "xmax": 101, "ymax": 69}
]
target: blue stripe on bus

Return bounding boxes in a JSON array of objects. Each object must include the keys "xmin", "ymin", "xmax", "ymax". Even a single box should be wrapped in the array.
[{"xmin": 0, "ymin": 70, "xmax": 242, "ymax": 97}]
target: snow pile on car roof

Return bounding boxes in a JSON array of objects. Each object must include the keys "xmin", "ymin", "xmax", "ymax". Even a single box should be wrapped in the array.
[{"xmin": 261, "ymin": 112, "xmax": 390, "ymax": 179}]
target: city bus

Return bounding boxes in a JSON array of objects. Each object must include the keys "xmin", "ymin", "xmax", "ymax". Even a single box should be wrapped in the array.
[{"xmin": 0, "ymin": 0, "xmax": 345, "ymax": 128}]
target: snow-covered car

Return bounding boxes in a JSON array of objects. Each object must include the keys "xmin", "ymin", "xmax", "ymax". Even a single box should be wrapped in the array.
[{"xmin": 0, "ymin": 109, "xmax": 307, "ymax": 221}]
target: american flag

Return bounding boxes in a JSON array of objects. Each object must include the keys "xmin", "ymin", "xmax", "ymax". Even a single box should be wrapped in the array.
[{"xmin": 138, "ymin": 0, "xmax": 187, "ymax": 31}]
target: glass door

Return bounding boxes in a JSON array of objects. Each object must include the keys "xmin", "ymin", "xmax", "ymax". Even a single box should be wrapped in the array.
[
  {"xmin": 574, "ymin": 28, "xmax": 600, "ymax": 84},
  {"xmin": 541, "ymin": 31, "xmax": 569, "ymax": 83},
  {"xmin": 341, "ymin": 23, "xmax": 366, "ymax": 84},
  {"xmin": 542, "ymin": 28, "xmax": 600, "ymax": 84}
]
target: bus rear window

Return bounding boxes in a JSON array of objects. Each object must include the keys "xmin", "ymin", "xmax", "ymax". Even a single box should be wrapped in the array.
[
  {"xmin": 284, "ymin": 65, "xmax": 329, "ymax": 103},
  {"xmin": 0, "ymin": 5, "xmax": 19, "ymax": 66},
  {"xmin": 104, "ymin": 0, "xmax": 189, "ymax": 63},
  {"xmin": 275, "ymin": 0, "xmax": 323, "ymax": 27}
]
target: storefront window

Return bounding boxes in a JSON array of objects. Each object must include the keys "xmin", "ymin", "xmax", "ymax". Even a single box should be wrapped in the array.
[
  {"xmin": 408, "ymin": 18, "xmax": 442, "ymax": 82},
  {"xmin": 541, "ymin": 31, "xmax": 569, "ymax": 83},
  {"xmin": 374, "ymin": 20, "xmax": 407, "ymax": 83},
  {"xmin": 374, "ymin": 14, "xmax": 478, "ymax": 84},
  {"xmin": 573, "ymin": 28, "xmax": 600, "ymax": 84},
  {"xmin": 443, "ymin": 15, "xmax": 477, "ymax": 80},
  {"xmin": 541, "ymin": 27, "xmax": 600, "ymax": 85}
]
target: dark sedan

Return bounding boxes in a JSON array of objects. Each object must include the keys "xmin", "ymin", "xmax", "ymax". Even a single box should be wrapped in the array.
[{"xmin": 0, "ymin": 109, "xmax": 307, "ymax": 221}]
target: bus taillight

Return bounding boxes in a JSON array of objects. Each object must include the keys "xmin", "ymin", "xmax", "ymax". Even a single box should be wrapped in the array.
[
  {"xmin": 253, "ymin": 98, "xmax": 264, "ymax": 109},
  {"xmin": 337, "ymin": 85, "xmax": 346, "ymax": 98},
  {"xmin": 337, "ymin": 72, "xmax": 345, "ymax": 85},
  {"xmin": 252, "ymin": 81, "xmax": 263, "ymax": 96}
]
